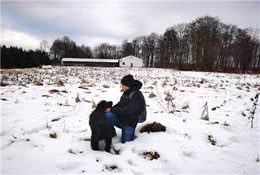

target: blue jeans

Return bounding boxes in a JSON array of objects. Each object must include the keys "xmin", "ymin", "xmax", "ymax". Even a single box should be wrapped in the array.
[{"xmin": 106, "ymin": 112, "xmax": 135, "ymax": 143}]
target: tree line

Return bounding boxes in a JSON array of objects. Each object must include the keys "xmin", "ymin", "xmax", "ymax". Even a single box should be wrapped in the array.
[
  {"xmin": 50, "ymin": 16, "xmax": 259, "ymax": 72},
  {"xmin": 156, "ymin": 16, "xmax": 260, "ymax": 72},
  {"xmin": 118, "ymin": 16, "xmax": 259, "ymax": 72},
  {"xmin": 1, "ymin": 16, "xmax": 259, "ymax": 72},
  {"xmin": 1, "ymin": 45, "xmax": 51, "ymax": 68}
]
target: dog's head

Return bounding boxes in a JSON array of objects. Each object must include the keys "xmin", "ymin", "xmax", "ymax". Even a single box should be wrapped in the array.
[{"xmin": 96, "ymin": 100, "xmax": 113, "ymax": 111}]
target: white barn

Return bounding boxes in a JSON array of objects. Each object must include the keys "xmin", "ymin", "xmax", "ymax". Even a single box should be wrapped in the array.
[{"xmin": 119, "ymin": 55, "xmax": 144, "ymax": 68}]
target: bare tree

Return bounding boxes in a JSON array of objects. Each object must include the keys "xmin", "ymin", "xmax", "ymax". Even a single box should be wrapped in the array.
[
  {"xmin": 189, "ymin": 16, "xmax": 222, "ymax": 71},
  {"xmin": 94, "ymin": 43, "xmax": 118, "ymax": 59}
]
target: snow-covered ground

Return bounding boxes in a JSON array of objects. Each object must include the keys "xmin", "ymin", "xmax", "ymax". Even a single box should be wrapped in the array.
[{"xmin": 0, "ymin": 66, "xmax": 259, "ymax": 174}]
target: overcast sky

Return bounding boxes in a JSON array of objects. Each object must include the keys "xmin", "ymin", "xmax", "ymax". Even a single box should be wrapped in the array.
[{"xmin": 1, "ymin": 0, "xmax": 259, "ymax": 50}]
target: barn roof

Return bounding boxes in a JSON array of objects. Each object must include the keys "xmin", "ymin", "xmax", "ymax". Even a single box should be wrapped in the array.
[
  {"xmin": 62, "ymin": 58, "xmax": 119, "ymax": 63},
  {"xmin": 121, "ymin": 55, "xmax": 142, "ymax": 60}
]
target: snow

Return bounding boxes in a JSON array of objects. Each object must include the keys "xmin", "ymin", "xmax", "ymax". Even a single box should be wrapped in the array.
[
  {"xmin": 0, "ymin": 66, "xmax": 259, "ymax": 174},
  {"xmin": 41, "ymin": 65, "xmax": 52, "ymax": 69}
]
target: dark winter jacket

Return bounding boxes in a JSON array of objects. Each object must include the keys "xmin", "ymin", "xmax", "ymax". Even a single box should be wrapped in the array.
[
  {"xmin": 89, "ymin": 101, "xmax": 113, "ymax": 139},
  {"xmin": 111, "ymin": 80, "xmax": 146, "ymax": 127}
]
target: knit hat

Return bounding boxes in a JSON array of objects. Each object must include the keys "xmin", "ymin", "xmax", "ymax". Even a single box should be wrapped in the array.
[{"xmin": 121, "ymin": 74, "xmax": 134, "ymax": 87}]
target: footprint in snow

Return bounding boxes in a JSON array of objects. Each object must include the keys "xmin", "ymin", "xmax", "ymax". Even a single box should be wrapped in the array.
[
  {"xmin": 56, "ymin": 162, "xmax": 83, "ymax": 171},
  {"xmin": 127, "ymin": 159, "xmax": 136, "ymax": 166}
]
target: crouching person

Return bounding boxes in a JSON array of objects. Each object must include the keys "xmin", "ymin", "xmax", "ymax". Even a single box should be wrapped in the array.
[
  {"xmin": 89, "ymin": 101, "xmax": 114, "ymax": 152},
  {"xmin": 105, "ymin": 75, "xmax": 146, "ymax": 143}
]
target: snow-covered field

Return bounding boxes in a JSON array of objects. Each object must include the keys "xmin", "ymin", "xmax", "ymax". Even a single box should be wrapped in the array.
[{"xmin": 0, "ymin": 66, "xmax": 259, "ymax": 174}]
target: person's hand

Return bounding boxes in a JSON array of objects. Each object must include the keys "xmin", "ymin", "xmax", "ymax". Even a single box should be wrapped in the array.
[{"xmin": 105, "ymin": 108, "xmax": 111, "ymax": 112}]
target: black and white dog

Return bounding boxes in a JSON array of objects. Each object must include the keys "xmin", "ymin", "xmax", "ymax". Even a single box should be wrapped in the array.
[{"xmin": 89, "ymin": 100, "xmax": 113, "ymax": 152}]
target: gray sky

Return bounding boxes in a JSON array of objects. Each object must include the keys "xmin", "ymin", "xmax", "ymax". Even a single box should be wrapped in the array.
[{"xmin": 1, "ymin": 0, "xmax": 260, "ymax": 50}]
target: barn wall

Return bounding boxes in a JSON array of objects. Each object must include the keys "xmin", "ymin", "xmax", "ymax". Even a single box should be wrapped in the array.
[
  {"xmin": 62, "ymin": 62, "xmax": 119, "ymax": 67},
  {"xmin": 119, "ymin": 56, "xmax": 143, "ymax": 68}
]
